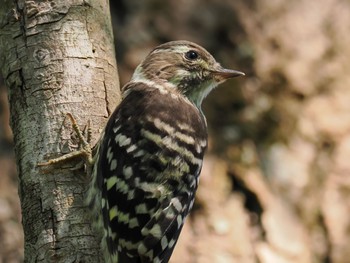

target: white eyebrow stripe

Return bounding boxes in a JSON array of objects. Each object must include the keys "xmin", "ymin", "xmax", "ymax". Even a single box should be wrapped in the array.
[{"xmin": 152, "ymin": 45, "xmax": 192, "ymax": 54}]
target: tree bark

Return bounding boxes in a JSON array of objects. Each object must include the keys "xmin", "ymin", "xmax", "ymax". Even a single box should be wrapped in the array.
[{"xmin": 0, "ymin": 0, "xmax": 119, "ymax": 262}]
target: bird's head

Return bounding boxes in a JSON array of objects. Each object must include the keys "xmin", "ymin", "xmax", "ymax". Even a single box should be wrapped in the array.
[{"xmin": 131, "ymin": 40, "xmax": 244, "ymax": 108}]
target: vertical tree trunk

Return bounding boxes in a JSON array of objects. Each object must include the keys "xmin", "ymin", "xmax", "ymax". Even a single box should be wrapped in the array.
[{"xmin": 0, "ymin": 0, "xmax": 119, "ymax": 261}]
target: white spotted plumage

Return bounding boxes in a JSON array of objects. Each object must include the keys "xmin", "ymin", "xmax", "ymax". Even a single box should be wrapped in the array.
[{"xmin": 86, "ymin": 40, "xmax": 243, "ymax": 263}]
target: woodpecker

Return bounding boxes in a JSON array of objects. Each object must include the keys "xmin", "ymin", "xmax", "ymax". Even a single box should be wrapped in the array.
[{"xmin": 86, "ymin": 40, "xmax": 244, "ymax": 262}]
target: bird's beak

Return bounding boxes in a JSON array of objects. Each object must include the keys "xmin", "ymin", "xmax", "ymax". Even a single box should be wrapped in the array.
[{"xmin": 210, "ymin": 66, "xmax": 245, "ymax": 82}]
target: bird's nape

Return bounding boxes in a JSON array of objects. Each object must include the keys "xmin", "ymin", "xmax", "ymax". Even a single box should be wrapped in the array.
[{"xmin": 89, "ymin": 40, "xmax": 244, "ymax": 263}]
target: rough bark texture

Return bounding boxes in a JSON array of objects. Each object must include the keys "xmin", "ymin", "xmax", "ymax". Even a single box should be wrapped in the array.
[
  {"xmin": 0, "ymin": 0, "xmax": 119, "ymax": 262},
  {"xmin": 1, "ymin": 1, "xmax": 350, "ymax": 263}
]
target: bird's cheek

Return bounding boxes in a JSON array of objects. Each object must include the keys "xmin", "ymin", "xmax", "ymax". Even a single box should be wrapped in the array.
[{"xmin": 212, "ymin": 74, "xmax": 226, "ymax": 83}]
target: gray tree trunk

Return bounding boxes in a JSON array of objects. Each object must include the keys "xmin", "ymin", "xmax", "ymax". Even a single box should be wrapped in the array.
[{"xmin": 0, "ymin": 0, "xmax": 119, "ymax": 262}]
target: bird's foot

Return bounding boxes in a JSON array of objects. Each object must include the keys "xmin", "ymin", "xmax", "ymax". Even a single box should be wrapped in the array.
[{"xmin": 37, "ymin": 113, "xmax": 94, "ymax": 170}]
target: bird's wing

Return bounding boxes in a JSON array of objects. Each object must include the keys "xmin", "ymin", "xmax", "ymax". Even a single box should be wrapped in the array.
[
  {"xmin": 138, "ymin": 193, "xmax": 191, "ymax": 263},
  {"xmin": 93, "ymin": 82, "xmax": 207, "ymax": 263}
]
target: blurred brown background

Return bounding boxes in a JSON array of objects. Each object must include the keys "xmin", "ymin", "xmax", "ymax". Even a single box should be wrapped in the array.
[{"xmin": 1, "ymin": 0, "xmax": 350, "ymax": 262}]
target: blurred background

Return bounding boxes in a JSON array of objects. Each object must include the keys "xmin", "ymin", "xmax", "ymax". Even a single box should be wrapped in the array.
[{"xmin": 1, "ymin": 0, "xmax": 350, "ymax": 262}]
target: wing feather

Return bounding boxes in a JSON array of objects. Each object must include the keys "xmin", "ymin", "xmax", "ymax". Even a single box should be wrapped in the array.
[{"xmin": 91, "ymin": 82, "xmax": 207, "ymax": 262}]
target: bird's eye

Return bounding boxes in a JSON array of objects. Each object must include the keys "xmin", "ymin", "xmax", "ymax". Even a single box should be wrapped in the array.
[{"xmin": 185, "ymin": 50, "xmax": 199, "ymax": 60}]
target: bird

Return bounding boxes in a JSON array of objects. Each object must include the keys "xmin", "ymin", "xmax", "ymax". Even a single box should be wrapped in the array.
[{"xmin": 85, "ymin": 40, "xmax": 244, "ymax": 263}]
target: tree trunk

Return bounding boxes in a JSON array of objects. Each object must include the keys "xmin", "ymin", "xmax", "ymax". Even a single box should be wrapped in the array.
[{"xmin": 0, "ymin": 0, "xmax": 119, "ymax": 261}]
